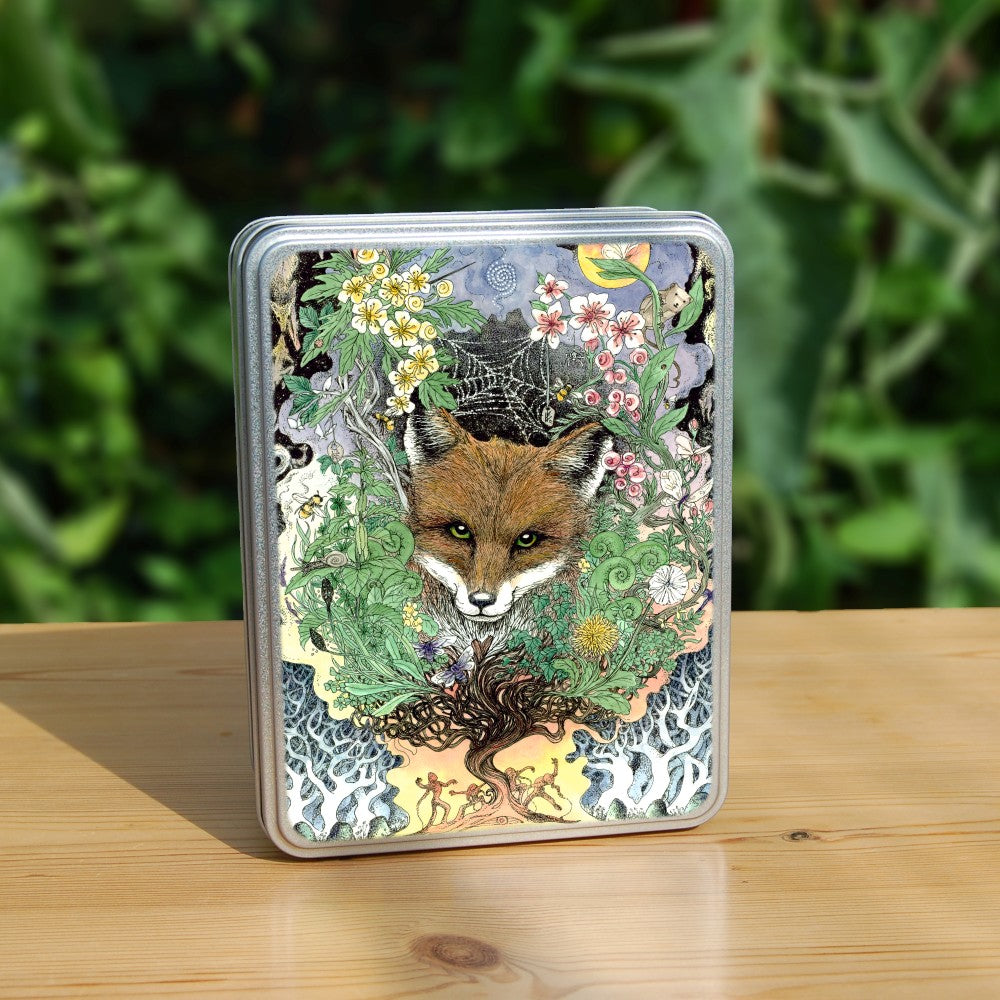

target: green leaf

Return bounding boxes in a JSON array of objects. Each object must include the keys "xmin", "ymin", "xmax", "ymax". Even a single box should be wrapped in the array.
[
  {"xmin": 587, "ymin": 690, "xmax": 632, "ymax": 714},
  {"xmin": 672, "ymin": 278, "xmax": 704, "ymax": 334},
  {"xmin": 825, "ymin": 103, "xmax": 975, "ymax": 234},
  {"xmin": 423, "ymin": 247, "xmax": 453, "ymax": 275},
  {"xmin": 298, "ymin": 305, "xmax": 319, "ymax": 330},
  {"xmin": 651, "ymin": 404, "xmax": 688, "ymax": 438},
  {"xmin": 426, "ymin": 298, "xmax": 487, "ymax": 332},
  {"xmin": 836, "ymin": 500, "xmax": 927, "ymax": 562},
  {"xmin": 601, "ymin": 416, "xmax": 638, "ymax": 441},
  {"xmin": 54, "ymin": 495, "xmax": 128, "ymax": 566},
  {"xmin": 638, "ymin": 345, "xmax": 678, "ymax": 398},
  {"xmin": 588, "ymin": 256, "xmax": 646, "ymax": 282},
  {"xmin": 417, "ymin": 373, "xmax": 459, "ymax": 410}
]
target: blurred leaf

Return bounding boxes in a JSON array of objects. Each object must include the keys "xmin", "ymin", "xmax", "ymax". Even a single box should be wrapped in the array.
[
  {"xmin": 824, "ymin": 103, "xmax": 975, "ymax": 234},
  {"xmin": 54, "ymin": 495, "xmax": 127, "ymax": 566},
  {"xmin": 836, "ymin": 501, "xmax": 927, "ymax": 562}
]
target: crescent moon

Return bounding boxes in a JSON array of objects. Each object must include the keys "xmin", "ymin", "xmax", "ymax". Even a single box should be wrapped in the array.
[{"xmin": 577, "ymin": 243, "xmax": 651, "ymax": 288}]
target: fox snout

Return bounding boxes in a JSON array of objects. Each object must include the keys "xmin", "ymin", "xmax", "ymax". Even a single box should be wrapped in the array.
[{"xmin": 404, "ymin": 408, "xmax": 611, "ymax": 626}]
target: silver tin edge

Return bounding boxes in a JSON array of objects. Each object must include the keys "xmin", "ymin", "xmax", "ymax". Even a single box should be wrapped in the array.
[{"xmin": 231, "ymin": 208, "xmax": 732, "ymax": 858}]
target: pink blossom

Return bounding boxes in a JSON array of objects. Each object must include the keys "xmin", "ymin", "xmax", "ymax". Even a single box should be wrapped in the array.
[
  {"xmin": 595, "ymin": 350, "xmax": 614, "ymax": 371},
  {"xmin": 583, "ymin": 388, "xmax": 602, "ymax": 406},
  {"xmin": 606, "ymin": 310, "xmax": 646, "ymax": 355},
  {"xmin": 604, "ymin": 366, "xmax": 627, "ymax": 385},
  {"xmin": 534, "ymin": 273, "xmax": 568, "ymax": 304},
  {"xmin": 529, "ymin": 304, "xmax": 567, "ymax": 349},
  {"xmin": 604, "ymin": 451, "xmax": 647, "ymax": 495},
  {"xmin": 606, "ymin": 389, "xmax": 626, "ymax": 417},
  {"xmin": 629, "ymin": 346, "xmax": 649, "ymax": 366},
  {"xmin": 569, "ymin": 293, "xmax": 614, "ymax": 348},
  {"xmin": 604, "ymin": 451, "xmax": 648, "ymax": 494}
]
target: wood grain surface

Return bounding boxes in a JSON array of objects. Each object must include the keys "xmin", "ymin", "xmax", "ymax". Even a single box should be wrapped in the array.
[{"xmin": 0, "ymin": 609, "xmax": 998, "ymax": 998}]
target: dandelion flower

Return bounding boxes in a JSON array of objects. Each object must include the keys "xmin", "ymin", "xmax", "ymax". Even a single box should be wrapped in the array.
[{"xmin": 572, "ymin": 615, "xmax": 620, "ymax": 658}]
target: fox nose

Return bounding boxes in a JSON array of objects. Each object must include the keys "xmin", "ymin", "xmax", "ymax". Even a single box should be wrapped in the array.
[{"xmin": 468, "ymin": 592, "xmax": 496, "ymax": 611}]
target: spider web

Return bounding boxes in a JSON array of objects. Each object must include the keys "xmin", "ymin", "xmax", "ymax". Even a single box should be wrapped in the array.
[{"xmin": 446, "ymin": 310, "xmax": 590, "ymax": 445}]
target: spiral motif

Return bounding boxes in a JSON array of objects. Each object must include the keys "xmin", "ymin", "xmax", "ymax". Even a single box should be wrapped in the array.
[
  {"xmin": 587, "ymin": 531, "xmax": 625, "ymax": 560},
  {"xmin": 611, "ymin": 595, "xmax": 645, "ymax": 620},
  {"xmin": 623, "ymin": 539, "xmax": 671, "ymax": 577},
  {"xmin": 486, "ymin": 257, "xmax": 517, "ymax": 309},
  {"xmin": 587, "ymin": 555, "xmax": 636, "ymax": 595}
]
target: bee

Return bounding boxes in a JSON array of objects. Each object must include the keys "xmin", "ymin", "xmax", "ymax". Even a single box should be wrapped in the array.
[
  {"xmin": 429, "ymin": 647, "xmax": 474, "ymax": 689},
  {"xmin": 294, "ymin": 493, "xmax": 323, "ymax": 518},
  {"xmin": 374, "ymin": 412, "xmax": 396, "ymax": 433},
  {"xmin": 553, "ymin": 378, "xmax": 573, "ymax": 403}
]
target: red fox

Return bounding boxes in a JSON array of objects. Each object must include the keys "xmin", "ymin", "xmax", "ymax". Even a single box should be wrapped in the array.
[{"xmin": 404, "ymin": 408, "xmax": 610, "ymax": 645}]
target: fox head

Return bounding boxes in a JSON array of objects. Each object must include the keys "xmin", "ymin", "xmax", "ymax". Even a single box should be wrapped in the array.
[{"xmin": 405, "ymin": 408, "xmax": 610, "ymax": 625}]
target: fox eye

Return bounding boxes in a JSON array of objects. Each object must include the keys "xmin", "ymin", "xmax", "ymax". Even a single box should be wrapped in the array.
[
  {"xmin": 448, "ymin": 523, "xmax": 473, "ymax": 541},
  {"xmin": 514, "ymin": 531, "xmax": 540, "ymax": 550}
]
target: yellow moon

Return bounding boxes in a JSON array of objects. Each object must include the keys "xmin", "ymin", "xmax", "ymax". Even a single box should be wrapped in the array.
[{"xmin": 577, "ymin": 242, "xmax": 651, "ymax": 288}]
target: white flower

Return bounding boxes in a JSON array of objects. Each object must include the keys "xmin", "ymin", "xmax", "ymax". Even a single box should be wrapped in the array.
[
  {"xmin": 384, "ymin": 310, "xmax": 420, "ymax": 348},
  {"xmin": 648, "ymin": 564, "xmax": 688, "ymax": 606},
  {"xmin": 385, "ymin": 394, "xmax": 415, "ymax": 416},
  {"xmin": 535, "ymin": 273, "xmax": 568, "ymax": 303},
  {"xmin": 352, "ymin": 297, "xmax": 387, "ymax": 334},
  {"xmin": 569, "ymin": 292, "xmax": 614, "ymax": 347},
  {"xmin": 389, "ymin": 361, "xmax": 420, "ymax": 395},
  {"xmin": 405, "ymin": 263, "xmax": 431, "ymax": 295},
  {"xmin": 407, "ymin": 343, "xmax": 439, "ymax": 380},
  {"xmin": 529, "ymin": 304, "xmax": 567, "ymax": 349},
  {"xmin": 674, "ymin": 431, "xmax": 710, "ymax": 459},
  {"xmin": 380, "ymin": 273, "xmax": 410, "ymax": 307},
  {"xmin": 658, "ymin": 468, "xmax": 685, "ymax": 502}
]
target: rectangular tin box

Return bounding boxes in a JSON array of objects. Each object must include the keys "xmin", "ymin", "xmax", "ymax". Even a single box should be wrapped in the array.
[{"xmin": 231, "ymin": 209, "xmax": 732, "ymax": 857}]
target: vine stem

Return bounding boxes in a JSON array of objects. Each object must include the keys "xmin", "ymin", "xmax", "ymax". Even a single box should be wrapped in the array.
[{"xmin": 337, "ymin": 372, "xmax": 409, "ymax": 511}]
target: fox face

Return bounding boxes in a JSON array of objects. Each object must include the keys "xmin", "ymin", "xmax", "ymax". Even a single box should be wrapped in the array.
[{"xmin": 404, "ymin": 409, "xmax": 610, "ymax": 634}]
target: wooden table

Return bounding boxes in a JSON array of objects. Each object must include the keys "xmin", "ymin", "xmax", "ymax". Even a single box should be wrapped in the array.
[{"xmin": 1, "ymin": 610, "xmax": 998, "ymax": 998}]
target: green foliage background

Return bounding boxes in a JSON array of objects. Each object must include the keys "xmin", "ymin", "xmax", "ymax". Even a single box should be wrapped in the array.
[{"xmin": 0, "ymin": 0, "xmax": 997, "ymax": 622}]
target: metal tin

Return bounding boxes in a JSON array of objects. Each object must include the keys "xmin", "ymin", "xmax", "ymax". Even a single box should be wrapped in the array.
[{"xmin": 231, "ymin": 209, "xmax": 732, "ymax": 858}]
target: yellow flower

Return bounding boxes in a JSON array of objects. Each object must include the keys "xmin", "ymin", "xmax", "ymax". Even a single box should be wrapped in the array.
[
  {"xmin": 405, "ymin": 264, "xmax": 431, "ymax": 295},
  {"xmin": 406, "ymin": 294, "xmax": 424, "ymax": 312},
  {"xmin": 572, "ymin": 615, "xmax": 620, "ymax": 659},
  {"xmin": 436, "ymin": 279, "xmax": 453, "ymax": 297},
  {"xmin": 578, "ymin": 558, "xmax": 591, "ymax": 573},
  {"xmin": 381, "ymin": 273, "xmax": 410, "ymax": 307},
  {"xmin": 356, "ymin": 248, "xmax": 379, "ymax": 264},
  {"xmin": 407, "ymin": 343, "xmax": 439, "ymax": 379},
  {"xmin": 370, "ymin": 262, "xmax": 389, "ymax": 280},
  {"xmin": 338, "ymin": 275, "xmax": 368, "ymax": 304},
  {"xmin": 389, "ymin": 361, "xmax": 419, "ymax": 395},
  {"xmin": 352, "ymin": 297, "xmax": 387, "ymax": 334},
  {"xmin": 385, "ymin": 310, "xmax": 420, "ymax": 348},
  {"xmin": 418, "ymin": 321, "xmax": 438, "ymax": 341}
]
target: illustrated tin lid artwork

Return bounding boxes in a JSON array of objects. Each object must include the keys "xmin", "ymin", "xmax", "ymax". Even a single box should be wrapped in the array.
[{"xmin": 230, "ymin": 209, "xmax": 732, "ymax": 857}]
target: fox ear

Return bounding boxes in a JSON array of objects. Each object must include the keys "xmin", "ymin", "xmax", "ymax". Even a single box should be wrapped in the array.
[
  {"xmin": 546, "ymin": 423, "xmax": 611, "ymax": 499},
  {"xmin": 405, "ymin": 407, "xmax": 468, "ymax": 468}
]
